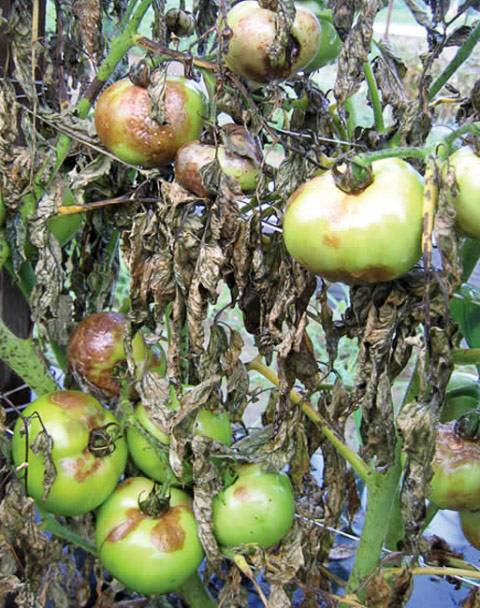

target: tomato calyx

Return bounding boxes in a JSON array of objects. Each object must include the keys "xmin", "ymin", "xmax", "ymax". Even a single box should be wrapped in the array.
[
  {"xmin": 332, "ymin": 157, "xmax": 374, "ymax": 194},
  {"xmin": 138, "ymin": 483, "xmax": 171, "ymax": 518},
  {"xmin": 454, "ymin": 410, "xmax": 480, "ymax": 441},
  {"xmin": 129, "ymin": 59, "xmax": 150, "ymax": 89},
  {"xmin": 88, "ymin": 422, "xmax": 122, "ymax": 458}
]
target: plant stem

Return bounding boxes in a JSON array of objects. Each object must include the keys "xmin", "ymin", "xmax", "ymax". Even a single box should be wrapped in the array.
[
  {"xmin": 345, "ymin": 445, "xmax": 403, "ymax": 602},
  {"xmin": 355, "ymin": 146, "xmax": 427, "ymax": 166},
  {"xmin": 428, "ymin": 21, "xmax": 480, "ymax": 101},
  {"xmin": 246, "ymin": 357, "xmax": 371, "ymax": 484},
  {"xmin": 443, "ymin": 121, "xmax": 480, "ymax": 154},
  {"xmin": 38, "ymin": 509, "xmax": 97, "ymax": 555},
  {"xmin": 452, "ymin": 348, "xmax": 480, "ymax": 365},
  {"xmin": 364, "ymin": 61, "xmax": 385, "ymax": 134},
  {"xmin": 0, "ymin": 317, "xmax": 58, "ymax": 395},
  {"xmin": 177, "ymin": 571, "xmax": 217, "ymax": 608}
]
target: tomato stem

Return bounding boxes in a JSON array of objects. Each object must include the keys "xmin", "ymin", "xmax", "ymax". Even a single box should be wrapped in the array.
[
  {"xmin": 364, "ymin": 61, "xmax": 385, "ymax": 135},
  {"xmin": 246, "ymin": 356, "xmax": 372, "ymax": 484},
  {"xmin": 452, "ymin": 348, "xmax": 480, "ymax": 365},
  {"xmin": 177, "ymin": 571, "xmax": 217, "ymax": 608},
  {"xmin": 38, "ymin": 509, "xmax": 98, "ymax": 556},
  {"xmin": 0, "ymin": 317, "xmax": 58, "ymax": 395}
]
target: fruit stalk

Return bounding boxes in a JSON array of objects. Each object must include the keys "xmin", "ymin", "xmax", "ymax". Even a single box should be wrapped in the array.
[{"xmin": 177, "ymin": 572, "xmax": 218, "ymax": 608}]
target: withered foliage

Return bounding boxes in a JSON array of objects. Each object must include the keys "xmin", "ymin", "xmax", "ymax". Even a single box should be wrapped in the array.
[{"xmin": 0, "ymin": 0, "xmax": 477, "ymax": 605}]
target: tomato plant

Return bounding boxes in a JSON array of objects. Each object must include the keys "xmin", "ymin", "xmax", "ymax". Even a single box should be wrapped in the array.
[
  {"xmin": 127, "ymin": 387, "xmax": 232, "ymax": 483},
  {"xmin": 295, "ymin": 2, "xmax": 342, "ymax": 71},
  {"xmin": 67, "ymin": 311, "xmax": 148, "ymax": 397},
  {"xmin": 95, "ymin": 476, "xmax": 204, "ymax": 595},
  {"xmin": 175, "ymin": 140, "xmax": 259, "ymax": 198},
  {"xmin": 223, "ymin": 0, "xmax": 322, "ymax": 84},
  {"xmin": 429, "ymin": 417, "xmax": 480, "ymax": 511},
  {"xmin": 441, "ymin": 371, "xmax": 480, "ymax": 423},
  {"xmin": 11, "ymin": 390, "xmax": 128, "ymax": 516},
  {"xmin": 448, "ymin": 147, "xmax": 480, "ymax": 241},
  {"xmin": 94, "ymin": 76, "xmax": 206, "ymax": 168},
  {"xmin": 212, "ymin": 463, "xmax": 295, "ymax": 549},
  {"xmin": 283, "ymin": 158, "xmax": 425, "ymax": 284}
]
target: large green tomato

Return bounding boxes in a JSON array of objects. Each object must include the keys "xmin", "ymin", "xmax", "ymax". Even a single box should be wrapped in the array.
[
  {"xmin": 127, "ymin": 389, "xmax": 232, "ymax": 483},
  {"xmin": 212, "ymin": 463, "xmax": 295, "ymax": 548},
  {"xmin": 11, "ymin": 390, "xmax": 128, "ymax": 516},
  {"xmin": 448, "ymin": 147, "xmax": 480, "ymax": 240},
  {"xmin": 67, "ymin": 311, "xmax": 148, "ymax": 397},
  {"xmin": 223, "ymin": 1, "xmax": 321, "ymax": 84},
  {"xmin": 283, "ymin": 158, "xmax": 425, "ymax": 284},
  {"xmin": 95, "ymin": 476, "xmax": 204, "ymax": 595},
  {"xmin": 174, "ymin": 140, "xmax": 259, "ymax": 198},
  {"xmin": 429, "ymin": 420, "xmax": 480, "ymax": 511},
  {"xmin": 94, "ymin": 76, "xmax": 206, "ymax": 168},
  {"xmin": 441, "ymin": 371, "xmax": 480, "ymax": 423}
]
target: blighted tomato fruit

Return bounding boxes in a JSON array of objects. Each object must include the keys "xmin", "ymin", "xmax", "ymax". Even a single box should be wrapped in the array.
[
  {"xmin": 67, "ymin": 311, "xmax": 147, "ymax": 398},
  {"xmin": 95, "ymin": 476, "xmax": 204, "ymax": 595},
  {"xmin": 283, "ymin": 158, "xmax": 424, "ymax": 284},
  {"xmin": 95, "ymin": 76, "xmax": 205, "ymax": 168},
  {"xmin": 11, "ymin": 390, "xmax": 128, "ymax": 516}
]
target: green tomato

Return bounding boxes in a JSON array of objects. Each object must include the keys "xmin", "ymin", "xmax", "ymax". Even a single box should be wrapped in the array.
[
  {"xmin": 283, "ymin": 158, "xmax": 425, "ymax": 284},
  {"xmin": 460, "ymin": 509, "xmax": 480, "ymax": 548},
  {"xmin": 67, "ymin": 311, "xmax": 148, "ymax": 398},
  {"xmin": 174, "ymin": 140, "xmax": 259, "ymax": 198},
  {"xmin": 223, "ymin": 1, "xmax": 322, "ymax": 84},
  {"xmin": 303, "ymin": 10, "xmax": 342, "ymax": 71},
  {"xmin": 429, "ymin": 421, "xmax": 480, "ymax": 511},
  {"xmin": 95, "ymin": 476, "xmax": 204, "ymax": 595},
  {"xmin": 127, "ymin": 390, "xmax": 232, "ymax": 483},
  {"xmin": 47, "ymin": 185, "xmax": 84, "ymax": 247},
  {"xmin": 441, "ymin": 371, "xmax": 480, "ymax": 423},
  {"xmin": 11, "ymin": 390, "xmax": 128, "ymax": 516},
  {"xmin": 94, "ymin": 76, "xmax": 206, "ymax": 168},
  {"xmin": 448, "ymin": 147, "xmax": 480, "ymax": 240},
  {"xmin": 212, "ymin": 463, "xmax": 295, "ymax": 548}
]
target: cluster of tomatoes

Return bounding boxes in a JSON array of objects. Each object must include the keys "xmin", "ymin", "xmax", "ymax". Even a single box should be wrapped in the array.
[{"xmin": 11, "ymin": 311, "xmax": 296, "ymax": 596}]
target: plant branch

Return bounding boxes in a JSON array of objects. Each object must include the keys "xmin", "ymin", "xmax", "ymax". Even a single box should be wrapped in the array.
[
  {"xmin": 428, "ymin": 21, "xmax": 480, "ymax": 101},
  {"xmin": 364, "ymin": 61, "xmax": 385, "ymax": 134},
  {"xmin": 0, "ymin": 317, "xmax": 58, "ymax": 396},
  {"xmin": 452, "ymin": 348, "xmax": 480, "ymax": 365},
  {"xmin": 246, "ymin": 356, "xmax": 371, "ymax": 483}
]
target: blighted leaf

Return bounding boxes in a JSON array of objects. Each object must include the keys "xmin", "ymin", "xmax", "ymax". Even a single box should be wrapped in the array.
[
  {"xmin": 334, "ymin": 0, "xmax": 388, "ymax": 111},
  {"xmin": 72, "ymin": 0, "xmax": 102, "ymax": 61},
  {"xmin": 404, "ymin": 0, "xmax": 432, "ymax": 29}
]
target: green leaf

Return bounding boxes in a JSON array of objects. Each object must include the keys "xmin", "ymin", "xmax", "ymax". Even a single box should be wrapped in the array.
[{"xmin": 451, "ymin": 283, "xmax": 480, "ymax": 347}]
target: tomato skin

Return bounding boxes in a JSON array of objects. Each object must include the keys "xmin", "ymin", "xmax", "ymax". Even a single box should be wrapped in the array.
[
  {"xmin": 174, "ymin": 140, "xmax": 259, "ymax": 198},
  {"xmin": 224, "ymin": 1, "xmax": 321, "ymax": 84},
  {"xmin": 11, "ymin": 391, "xmax": 128, "ymax": 516},
  {"xmin": 127, "ymin": 395, "xmax": 232, "ymax": 483},
  {"xmin": 67, "ymin": 311, "xmax": 147, "ymax": 397},
  {"xmin": 94, "ymin": 76, "xmax": 205, "ymax": 168},
  {"xmin": 448, "ymin": 147, "xmax": 480, "ymax": 240},
  {"xmin": 212, "ymin": 463, "xmax": 295, "ymax": 548},
  {"xmin": 460, "ymin": 509, "xmax": 480, "ymax": 548},
  {"xmin": 283, "ymin": 158, "xmax": 424, "ymax": 284},
  {"xmin": 95, "ymin": 477, "xmax": 204, "ymax": 595},
  {"xmin": 429, "ymin": 421, "xmax": 480, "ymax": 511}
]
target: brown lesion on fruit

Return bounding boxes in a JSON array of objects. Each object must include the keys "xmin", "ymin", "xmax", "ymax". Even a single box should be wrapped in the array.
[
  {"xmin": 151, "ymin": 506, "xmax": 187, "ymax": 553},
  {"xmin": 105, "ymin": 508, "xmax": 144, "ymax": 543},
  {"xmin": 73, "ymin": 450, "xmax": 103, "ymax": 482},
  {"xmin": 50, "ymin": 391, "xmax": 90, "ymax": 409},
  {"xmin": 433, "ymin": 422, "xmax": 480, "ymax": 470}
]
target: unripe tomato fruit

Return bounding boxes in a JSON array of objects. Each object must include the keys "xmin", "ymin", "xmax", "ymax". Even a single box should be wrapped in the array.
[
  {"xmin": 223, "ymin": 1, "xmax": 322, "ymax": 84},
  {"xmin": 67, "ymin": 311, "xmax": 147, "ymax": 398},
  {"xmin": 212, "ymin": 463, "xmax": 295, "ymax": 548},
  {"xmin": 95, "ymin": 476, "xmax": 204, "ymax": 595},
  {"xmin": 127, "ymin": 390, "xmax": 232, "ymax": 483},
  {"xmin": 94, "ymin": 76, "xmax": 205, "ymax": 168},
  {"xmin": 174, "ymin": 140, "xmax": 259, "ymax": 198},
  {"xmin": 448, "ymin": 147, "xmax": 480, "ymax": 240},
  {"xmin": 283, "ymin": 158, "xmax": 424, "ymax": 284},
  {"xmin": 429, "ymin": 420, "xmax": 480, "ymax": 511},
  {"xmin": 441, "ymin": 371, "xmax": 480, "ymax": 423},
  {"xmin": 11, "ymin": 390, "xmax": 128, "ymax": 516},
  {"xmin": 460, "ymin": 509, "xmax": 480, "ymax": 548}
]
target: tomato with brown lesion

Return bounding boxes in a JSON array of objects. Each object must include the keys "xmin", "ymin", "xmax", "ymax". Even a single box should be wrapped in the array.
[
  {"xmin": 11, "ymin": 390, "xmax": 128, "ymax": 516},
  {"xmin": 95, "ymin": 477, "xmax": 204, "ymax": 595}
]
